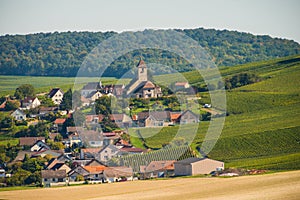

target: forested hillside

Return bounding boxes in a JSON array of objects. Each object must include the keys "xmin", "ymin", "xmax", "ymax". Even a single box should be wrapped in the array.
[{"xmin": 1, "ymin": 28, "xmax": 299, "ymax": 77}]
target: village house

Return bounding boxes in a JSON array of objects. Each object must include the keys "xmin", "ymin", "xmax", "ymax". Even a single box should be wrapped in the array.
[
  {"xmin": 79, "ymin": 130, "xmax": 103, "ymax": 147},
  {"xmin": 135, "ymin": 111, "xmax": 171, "ymax": 127},
  {"xmin": 103, "ymin": 166, "xmax": 133, "ymax": 183},
  {"xmin": 86, "ymin": 90, "xmax": 103, "ymax": 102},
  {"xmin": 11, "ymin": 109, "xmax": 26, "ymax": 121},
  {"xmin": 21, "ymin": 96, "xmax": 41, "ymax": 110},
  {"xmin": 81, "ymin": 82, "xmax": 102, "ymax": 97},
  {"xmin": 39, "ymin": 106, "xmax": 58, "ymax": 117},
  {"xmin": 30, "ymin": 140, "xmax": 50, "ymax": 152},
  {"xmin": 98, "ymin": 144, "xmax": 120, "ymax": 163},
  {"xmin": 50, "ymin": 163, "xmax": 71, "ymax": 174},
  {"xmin": 110, "ymin": 113, "xmax": 132, "ymax": 128},
  {"xmin": 174, "ymin": 157, "xmax": 224, "ymax": 176},
  {"xmin": 178, "ymin": 110, "xmax": 200, "ymax": 124},
  {"xmin": 126, "ymin": 58, "xmax": 162, "ymax": 99},
  {"xmin": 174, "ymin": 82, "xmax": 190, "ymax": 90},
  {"xmin": 48, "ymin": 88, "xmax": 64, "ymax": 105},
  {"xmin": 81, "ymin": 96, "xmax": 90, "ymax": 107},
  {"xmin": 68, "ymin": 165, "xmax": 89, "ymax": 182},
  {"xmin": 118, "ymin": 147, "xmax": 145, "ymax": 155},
  {"xmin": 80, "ymin": 148, "xmax": 102, "ymax": 160},
  {"xmin": 141, "ymin": 160, "xmax": 175, "ymax": 179},
  {"xmin": 41, "ymin": 169, "xmax": 67, "ymax": 187},
  {"xmin": 84, "ymin": 165, "xmax": 107, "ymax": 182},
  {"xmin": 31, "ymin": 149, "xmax": 63, "ymax": 158},
  {"xmin": 53, "ymin": 118, "xmax": 66, "ymax": 133},
  {"xmin": 19, "ymin": 137, "xmax": 45, "ymax": 147}
]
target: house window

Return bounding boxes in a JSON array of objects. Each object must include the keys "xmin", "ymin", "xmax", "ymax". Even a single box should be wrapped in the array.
[
  {"xmin": 52, "ymin": 178, "xmax": 56, "ymax": 181},
  {"xmin": 44, "ymin": 178, "xmax": 47, "ymax": 181},
  {"xmin": 58, "ymin": 178, "xmax": 64, "ymax": 182}
]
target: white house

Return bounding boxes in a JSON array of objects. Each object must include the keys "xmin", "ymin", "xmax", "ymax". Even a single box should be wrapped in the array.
[
  {"xmin": 11, "ymin": 109, "xmax": 26, "ymax": 121},
  {"xmin": 103, "ymin": 167, "xmax": 133, "ymax": 183},
  {"xmin": 21, "ymin": 97, "xmax": 41, "ymax": 110},
  {"xmin": 98, "ymin": 144, "xmax": 120, "ymax": 163},
  {"xmin": 30, "ymin": 140, "xmax": 50, "ymax": 152},
  {"xmin": 41, "ymin": 170, "xmax": 67, "ymax": 187},
  {"xmin": 175, "ymin": 82, "xmax": 190, "ymax": 90},
  {"xmin": 86, "ymin": 91, "xmax": 103, "ymax": 102},
  {"xmin": 48, "ymin": 88, "xmax": 64, "ymax": 105}
]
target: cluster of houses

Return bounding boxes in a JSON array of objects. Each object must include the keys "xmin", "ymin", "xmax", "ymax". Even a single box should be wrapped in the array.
[
  {"xmin": 6, "ymin": 134, "xmax": 224, "ymax": 187},
  {"xmin": 0, "ymin": 58, "xmax": 226, "ymax": 187}
]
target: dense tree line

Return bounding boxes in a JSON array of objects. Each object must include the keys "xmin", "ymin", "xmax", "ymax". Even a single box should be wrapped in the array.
[
  {"xmin": 224, "ymin": 72, "xmax": 260, "ymax": 90},
  {"xmin": 0, "ymin": 28, "xmax": 299, "ymax": 77}
]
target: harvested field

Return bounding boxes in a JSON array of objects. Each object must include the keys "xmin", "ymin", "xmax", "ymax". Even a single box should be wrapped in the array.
[{"xmin": 1, "ymin": 170, "xmax": 299, "ymax": 200}]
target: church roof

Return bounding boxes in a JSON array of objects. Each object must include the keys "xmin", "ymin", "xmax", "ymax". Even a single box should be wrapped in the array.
[
  {"xmin": 143, "ymin": 81, "xmax": 155, "ymax": 89},
  {"xmin": 137, "ymin": 58, "xmax": 146, "ymax": 67}
]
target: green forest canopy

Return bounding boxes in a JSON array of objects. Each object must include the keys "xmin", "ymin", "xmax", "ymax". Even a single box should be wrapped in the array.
[{"xmin": 0, "ymin": 28, "xmax": 299, "ymax": 77}]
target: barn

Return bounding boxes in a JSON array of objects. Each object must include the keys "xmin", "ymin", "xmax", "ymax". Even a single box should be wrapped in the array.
[{"xmin": 174, "ymin": 157, "xmax": 224, "ymax": 176}]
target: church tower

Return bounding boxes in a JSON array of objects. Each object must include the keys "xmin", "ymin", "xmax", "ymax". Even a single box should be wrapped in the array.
[{"xmin": 137, "ymin": 58, "xmax": 147, "ymax": 82}]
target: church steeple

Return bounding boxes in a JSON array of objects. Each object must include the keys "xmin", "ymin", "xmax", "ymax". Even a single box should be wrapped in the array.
[
  {"xmin": 137, "ymin": 57, "xmax": 147, "ymax": 81},
  {"xmin": 137, "ymin": 56, "xmax": 146, "ymax": 67}
]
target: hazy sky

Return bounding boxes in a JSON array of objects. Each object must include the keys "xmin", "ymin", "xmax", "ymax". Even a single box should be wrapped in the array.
[{"xmin": 0, "ymin": 0, "xmax": 299, "ymax": 43}]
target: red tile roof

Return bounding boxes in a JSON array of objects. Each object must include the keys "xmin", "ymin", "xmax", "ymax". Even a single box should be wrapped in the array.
[
  {"xmin": 175, "ymin": 82, "xmax": 188, "ymax": 86},
  {"xmin": 120, "ymin": 147, "xmax": 144, "ymax": 153},
  {"xmin": 170, "ymin": 113, "xmax": 181, "ymax": 120},
  {"xmin": 84, "ymin": 166, "xmax": 107, "ymax": 173},
  {"xmin": 143, "ymin": 81, "xmax": 155, "ymax": 89},
  {"xmin": 54, "ymin": 118, "xmax": 66, "ymax": 124}
]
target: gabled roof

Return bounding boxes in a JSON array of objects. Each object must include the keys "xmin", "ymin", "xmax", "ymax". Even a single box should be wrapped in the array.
[
  {"xmin": 170, "ymin": 112, "xmax": 181, "ymax": 120},
  {"xmin": 175, "ymin": 157, "xmax": 202, "ymax": 164},
  {"xmin": 85, "ymin": 159, "xmax": 106, "ymax": 166},
  {"xmin": 68, "ymin": 165, "xmax": 89, "ymax": 176},
  {"xmin": 104, "ymin": 166, "xmax": 133, "ymax": 178},
  {"xmin": 39, "ymin": 107, "xmax": 58, "ymax": 112},
  {"xmin": 84, "ymin": 166, "xmax": 106, "ymax": 174},
  {"xmin": 81, "ymin": 148, "xmax": 101, "ymax": 154},
  {"xmin": 143, "ymin": 81, "xmax": 155, "ymax": 89},
  {"xmin": 41, "ymin": 169, "xmax": 66, "ymax": 179},
  {"xmin": 145, "ymin": 160, "xmax": 175, "ymax": 172},
  {"xmin": 120, "ymin": 147, "xmax": 144, "ymax": 153},
  {"xmin": 82, "ymin": 82, "xmax": 102, "ymax": 90},
  {"xmin": 149, "ymin": 111, "xmax": 170, "ymax": 121},
  {"xmin": 175, "ymin": 82, "xmax": 189, "ymax": 86},
  {"xmin": 32, "ymin": 140, "xmax": 50, "ymax": 149},
  {"xmin": 19, "ymin": 137, "xmax": 45, "ymax": 146},
  {"xmin": 137, "ymin": 58, "xmax": 146, "ymax": 67},
  {"xmin": 46, "ymin": 158, "xmax": 64, "ymax": 170},
  {"xmin": 54, "ymin": 118, "xmax": 66, "ymax": 124},
  {"xmin": 11, "ymin": 109, "xmax": 26, "ymax": 116},
  {"xmin": 99, "ymin": 144, "xmax": 119, "ymax": 154},
  {"xmin": 86, "ymin": 90, "xmax": 102, "ymax": 98},
  {"xmin": 22, "ymin": 96, "xmax": 38, "ymax": 104},
  {"xmin": 180, "ymin": 110, "xmax": 199, "ymax": 119},
  {"xmin": 48, "ymin": 88, "xmax": 64, "ymax": 98}
]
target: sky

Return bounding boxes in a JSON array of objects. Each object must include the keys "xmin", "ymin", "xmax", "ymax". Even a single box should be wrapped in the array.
[{"xmin": 0, "ymin": 0, "xmax": 299, "ymax": 43}]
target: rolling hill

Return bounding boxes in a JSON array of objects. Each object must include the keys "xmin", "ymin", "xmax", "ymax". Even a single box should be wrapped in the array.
[
  {"xmin": 130, "ymin": 55, "xmax": 300, "ymax": 170},
  {"xmin": 0, "ymin": 28, "xmax": 299, "ymax": 77}
]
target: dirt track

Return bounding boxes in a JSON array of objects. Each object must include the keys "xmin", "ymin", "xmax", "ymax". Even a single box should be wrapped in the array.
[{"xmin": 1, "ymin": 170, "xmax": 300, "ymax": 200}]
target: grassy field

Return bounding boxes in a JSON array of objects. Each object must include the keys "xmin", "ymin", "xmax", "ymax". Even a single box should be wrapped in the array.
[
  {"xmin": 0, "ymin": 76, "xmax": 121, "ymax": 96},
  {"xmin": 1, "ymin": 170, "xmax": 299, "ymax": 200}
]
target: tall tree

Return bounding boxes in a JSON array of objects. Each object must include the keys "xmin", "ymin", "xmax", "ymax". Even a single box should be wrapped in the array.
[
  {"xmin": 60, "ymin": 88, "xmax": 72, "ymax": 110},
  {"xmin": 14, "ymin": 84, "xmax": 35, "ymax": 99}
]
